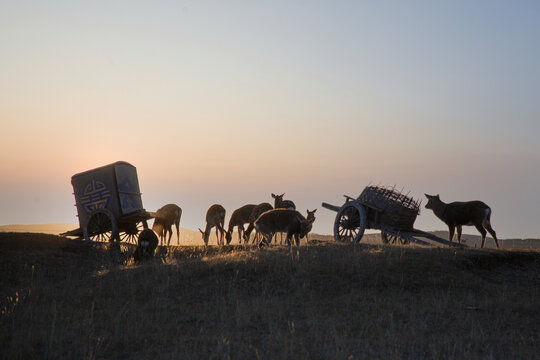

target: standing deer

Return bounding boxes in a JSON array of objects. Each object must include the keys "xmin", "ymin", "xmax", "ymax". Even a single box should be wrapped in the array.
[
  {"xmin": 424, "ymin": 194, "xmax": 499, "ymax": 248},
  {"xmin": 255, "ymin": 209, "xmax": 315, "ymax": 247},
  {"xmin": 271, "ymin": 193, "xmax": 297, "ymax": 244},
  {"xmin": 304, "ymin": 209, "xmax": 317, "ymax": 243},
  {"xmin": 272, "ymin": 193, "xmax": 296, "ymax": 210},
  {"xmin": 152, "ymin": 203, "xmax": 182, "ymax": 246},
  {"xmin": 199, "ymin": 204, "xmax": 226, "ymax": 246},
  {"xmin": 243, "ymin": 202, "xmax": 273, "ymax": 243},
  {"xmin": 225, "ymin": 204, "xmax": 256, "ymax": 244}
]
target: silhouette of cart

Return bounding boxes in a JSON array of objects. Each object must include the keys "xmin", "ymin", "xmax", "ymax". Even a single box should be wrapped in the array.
[
  {"xmin": 62, "ymin": 161, "xmax": 153, "ymax": 243},
  {"xmin": 322, "ymin": 186, "xmax": 465, "ymax": 247}
]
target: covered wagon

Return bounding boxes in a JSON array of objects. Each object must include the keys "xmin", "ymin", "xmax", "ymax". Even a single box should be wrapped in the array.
[{"xmin": 62, "ymin": 161, "xmax": 152, "ymax": 242}]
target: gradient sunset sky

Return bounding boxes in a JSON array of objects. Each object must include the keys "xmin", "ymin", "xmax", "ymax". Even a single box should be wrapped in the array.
[{"xmin": 1, "ymin": 1, "xmax": 539, "ymax": 239}]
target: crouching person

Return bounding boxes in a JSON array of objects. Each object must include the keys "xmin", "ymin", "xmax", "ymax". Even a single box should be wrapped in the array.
[{"xmin": 133, "ymin": 229, "xmax": 158, "ymax": 263}]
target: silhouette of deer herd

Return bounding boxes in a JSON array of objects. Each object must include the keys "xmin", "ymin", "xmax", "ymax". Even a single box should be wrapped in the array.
[{"xmin": 132, "ymin": 192, "xmax": 499, "ymax": 262}]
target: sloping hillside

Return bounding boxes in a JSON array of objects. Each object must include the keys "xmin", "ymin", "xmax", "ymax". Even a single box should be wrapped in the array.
[{"xmin": 1, "ymin": 232, "xmax": 538, "ymax": 359}]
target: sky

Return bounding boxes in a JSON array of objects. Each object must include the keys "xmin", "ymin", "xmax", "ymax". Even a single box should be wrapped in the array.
[{"xmin": 1, "ymin": 1, "xmax": 540, "ymax": 239}]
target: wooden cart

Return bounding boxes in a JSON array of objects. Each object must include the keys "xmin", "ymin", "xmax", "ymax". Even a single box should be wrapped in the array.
[
  {"xmin": 62, "ymin": 161, "xmax": 153, "ymax": 243},
  {"xmin": 322, "ymin": 186, "xmax": 465, "ymax": 247}
]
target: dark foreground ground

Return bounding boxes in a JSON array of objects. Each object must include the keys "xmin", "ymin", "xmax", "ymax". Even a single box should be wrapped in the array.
[{"xmin": 1, "ymin": 233, "xmax": 539, "ymax": 359}]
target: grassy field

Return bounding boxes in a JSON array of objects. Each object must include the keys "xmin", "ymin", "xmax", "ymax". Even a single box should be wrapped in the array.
[{"xmin": 1, "ymin": 233, "xmax": 539, "ymax": 359}]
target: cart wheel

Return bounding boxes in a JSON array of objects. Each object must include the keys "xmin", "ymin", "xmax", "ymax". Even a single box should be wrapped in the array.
[
  {"xmin": 120, "ymin": 221, "xmax": 145, "ymax": 244},
  {"xmin": 83, "ymin": 209, "xmax": 119, "ymax": 242},
  {"xmin": 334, "ymin": 203, "xmax": 367, "ymax": 243},
  {"xmin": 381, "ymin": 232, "xmax": 410, "ymax": 245}
]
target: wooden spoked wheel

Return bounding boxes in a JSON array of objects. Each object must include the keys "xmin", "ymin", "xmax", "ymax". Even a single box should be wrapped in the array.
[
  {"xmin": 381, "ymin": 232, "xmax": 410, "ymax": 245},
  {"xmin": 120, "ymin": 221, "xmax": 145, "ymax": 244},
  {"xmin": 334, "ymin": 203, "xmax": 367, "ymax": 243},
  {"xmin": 83, "ymin": 209, "xmax": 119, "ymax": 242}
]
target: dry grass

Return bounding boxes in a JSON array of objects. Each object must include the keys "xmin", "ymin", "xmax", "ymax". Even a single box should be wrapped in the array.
[{"xmin": 1, "ymin": 232, "xmax": 539, "ymax": 359}]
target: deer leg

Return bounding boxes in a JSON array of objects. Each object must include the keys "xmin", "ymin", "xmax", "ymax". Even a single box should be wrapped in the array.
[
  {"xmin": 167, "ymin": 227, "xmax": 172, "ymax": 247},
  {"xmin": 474, "ymin": 224, "xmax": 487, "ymax": 248},
  {"xmin": 285, "ymin": 232, "xmax": 292, "ymax": 246},
  {"xmin": 221, "ymin": 223, "xmax": 225, "ymax": 245},
  {"xmin": 259, "ymin": 233, "xmax": 270, "ymax": 247},
  {"xmin": 244, "ymin": 224, "xmax": 253, "ymax": 243},
  {"xmin": 456, "ymin": 225, "xmax": 462, "ymax": 244},
  {"xmin": 448, "ymin": 226, "xmax": 455, "ymax": 243},
  {"xmin": 238, "ymin": 225, "xmax": 244, "ymax": 243},
  {"xmin": 483, "ymin": 221, "xmax": 499, "ymax": 249},
  {"xmin": 218, "ymin": 223, "xmax": 225, "ymax": 245}
]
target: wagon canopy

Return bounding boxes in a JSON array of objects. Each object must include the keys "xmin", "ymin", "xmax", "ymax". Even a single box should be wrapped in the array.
[{"xmin": 71, "ymin": 161, "xmax": 145, "ymax": 227}]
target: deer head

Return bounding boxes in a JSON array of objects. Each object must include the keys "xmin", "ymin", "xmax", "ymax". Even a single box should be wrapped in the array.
[{"xmin": 424, "ymin": 194, "xmax": 441, "ymax": 210}]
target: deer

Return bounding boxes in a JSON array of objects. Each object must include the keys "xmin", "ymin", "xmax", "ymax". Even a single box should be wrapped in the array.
[
  {"xmin": 272, "ymin": 193, "xmax": 296, "ymax": 210},
  {"xmin": 199, "ymin": 204, "xmax": 226, "ymax": 246},
  {"xmin": 151, "ymin": 204, "xmax": 182, "ymax": 246},
  {"xmin": 255, "ymin": 208, "xmax": 316, "ymax": 247},
  {"xmin": 133, "ymin": 229, "xmax": 159, "ymax": 263},
  {"xmin": 424, "ymin": 194, "xmax": 499, "ymax": 248},
  {"xmin": 271, "ymin": 193, "xmax": 297, "ymax": 244},
  {"xmin": 243, "ymin": 202, "xmax": 273, "ymax": 244},
  {"xmin": 225, "ymin": 204, "xmax": 257, "ymax": 244},
  {"xmin": 304, "ymin": 209, "xmax": 317, "ymax": 243}
]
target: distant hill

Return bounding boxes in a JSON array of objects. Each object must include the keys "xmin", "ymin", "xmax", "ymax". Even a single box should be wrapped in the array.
[{"xmin": 0, "ymin": 223, "xmax": 78, "ymax": 235}]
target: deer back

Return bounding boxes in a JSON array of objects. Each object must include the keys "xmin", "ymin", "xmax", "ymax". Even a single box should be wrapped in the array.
[
  {"xmin": 206, "ymin": 204, "xmax": 226, "ymax": 226},
  {"xmin": 229, "ymin": 204, "xmax": 257, "ymax": 227},
  {"xmin": 153, "ymin": 204, "xmax": 182, "ymax": 226},
  {"xmin": 249, "ymin": 202, "xmax": 273, "ymax": 222},
  {"xmin": 255, "ymin": 209, "xmax": 306, "ymax": 235}
]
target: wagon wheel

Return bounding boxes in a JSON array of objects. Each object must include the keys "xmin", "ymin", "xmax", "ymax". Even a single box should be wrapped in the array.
[
  {"xmin": 381, "ymin": 232, "xmax": 410, "ymax": 245},
  {"xmin": 119, "ymin": 221, "xmax": 145, "ymax": 244},
  {"xmin": 83, "ymin": 209, "xmax": 119, "ymax": 242},
  {"xmin": 333, "ymin": 203, "xmax": 367, "ymax": 243}
]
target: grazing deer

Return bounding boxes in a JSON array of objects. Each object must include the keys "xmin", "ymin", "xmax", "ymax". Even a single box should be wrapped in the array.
[
  {"xmin": 133, "ymin": 229, "xmax": 159, "ymax": 263},
  {"xmin": 255, "ymin": 209, "xmax": 315, "ymax": 247},
  {"xmin": 225, "ymin": 204, "xmax": 256, "ymax": 244},
  {"xmin": 152, "ymin": 204, "xmax": 182, "ymax": 246},
  {"xmin": 199, "ymin": 204, "xmax": 226, "ymax": 246},
  {"xmin": 243, "ymin": 202, "xmax": 273, "ymax": 243},
  {"xmin": 424, "ymin": 194, "xmax": 499, "ymax": 248},
  {"xmin": 272, "ymin": 193, "xmax": 296, "ymax": 210}
]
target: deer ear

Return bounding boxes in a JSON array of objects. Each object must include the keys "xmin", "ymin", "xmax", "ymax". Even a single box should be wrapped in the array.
[
  {"xmin": 313, "ymin": 209, "xmax": 317, "ymax": 213},
  {"xmin": 271, "ymin": 193, "xmax": 276, "ymax": 198},
  {"xmin": 424, "ymin": 194, "xmax": 430, "ymax": 198}
]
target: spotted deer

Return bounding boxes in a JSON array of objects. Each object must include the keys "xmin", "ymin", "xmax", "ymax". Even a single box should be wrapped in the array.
[
  {"xmin": 152, "ymin": 203, "xmax": 182, "ymax": 246},
  {"xmin": 199, "ymin": 204, "xmax": 226, "ymax": 246},
  {"xmin": 225, "ymin": 204, "xmax": 256, "ymax": 244},
  {"xmin": 424, "ymin": 194, "xmax": 499, "ymax": 248}
]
